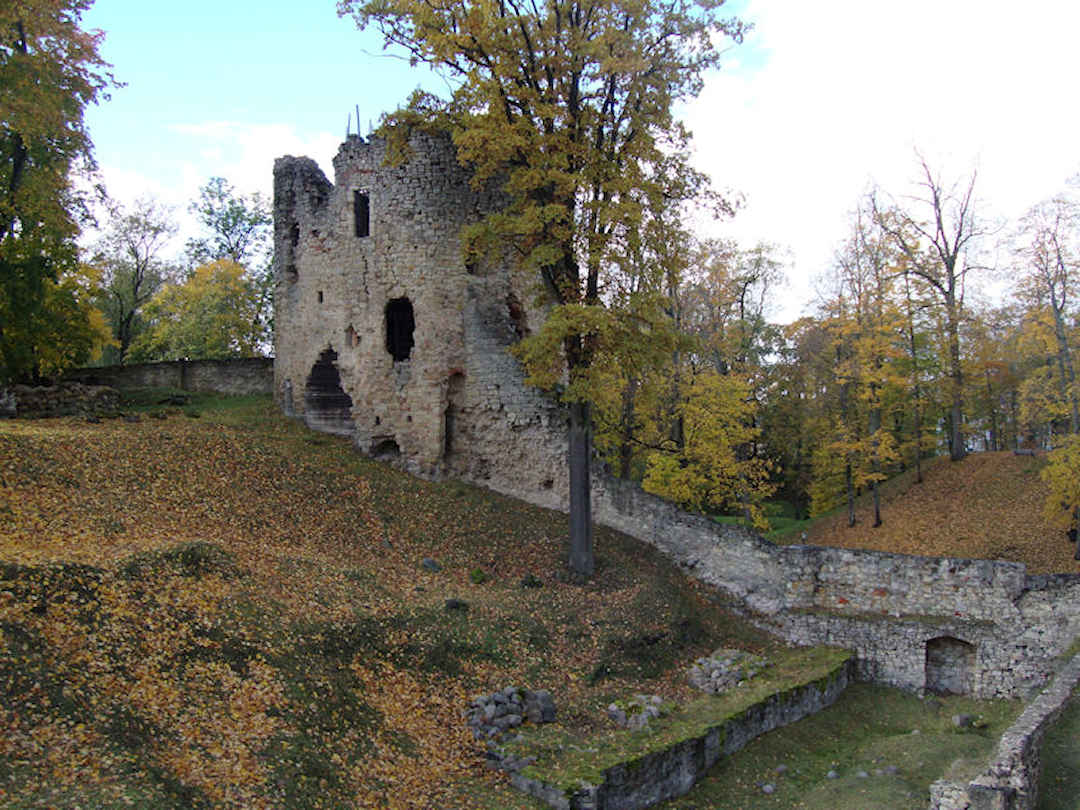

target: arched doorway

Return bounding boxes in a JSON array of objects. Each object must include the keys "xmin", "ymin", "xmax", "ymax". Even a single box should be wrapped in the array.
[
  {"xmin": 925, "ymin": 636, "xmax": 975, "ymax": 695},
  {"xmin": 303, "ymin": 347, "xmax": 354, "ymax": 436}
]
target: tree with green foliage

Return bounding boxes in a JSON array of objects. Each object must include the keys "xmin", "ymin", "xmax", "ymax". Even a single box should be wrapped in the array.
[
  {"xmin": 130, "ymin": 259, "xmax": 263, "ymax": 362},
  {"xmin": 89, "ymin": 197, "xmax": 177, "ymax": 364},
  {"xmin": 341, "ymin": 0, "xmax": 745, "ymax": 576},
  {"xmin": 0, "ymin": 0, "xmax": 118, "ymax": 382}
]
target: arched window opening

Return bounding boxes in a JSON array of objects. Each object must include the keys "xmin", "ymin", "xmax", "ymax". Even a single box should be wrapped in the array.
[
  {"xmin": 385, "ymin": 298, "xmax": 415, "ymax": 362},
  {"xmin": 303, "ymin": 347, "xmax": 354, "ymax": 437},
  {"xmin": 925, "ymin": 636, "xmax": 975, "ymax": 695}
]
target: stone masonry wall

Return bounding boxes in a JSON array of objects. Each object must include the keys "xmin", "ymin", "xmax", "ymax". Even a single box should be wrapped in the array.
[{"xmin": 66, "ymin": 359, "xmax": 273, "ymax": 396}]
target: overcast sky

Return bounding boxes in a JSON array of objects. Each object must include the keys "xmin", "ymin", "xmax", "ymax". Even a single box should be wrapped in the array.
[{"xmin": 82, "ymin": 0, "xmax": 1080, "ymax": 321}]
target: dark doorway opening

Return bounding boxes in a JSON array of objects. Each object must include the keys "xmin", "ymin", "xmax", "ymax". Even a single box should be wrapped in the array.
[
  {"xmin": 925, "ymin": 636, "xmax": 975, "ymax": 695},
  {"xmin": 303, "ymin": 347, "xmax": 354, "ymax": 436},
  {"xmin": 385, "ymin": 298, "xmax": 415, "ymax": 362}
]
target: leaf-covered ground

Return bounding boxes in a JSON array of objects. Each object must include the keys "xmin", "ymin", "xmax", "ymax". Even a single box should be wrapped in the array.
[
  {"xmin": 802, "ymin": 452, "xmax": 1076, "ymax": 574},
  {"xmin": 0, "ymin": 394, "xmax": 782, "ymax": 808}
]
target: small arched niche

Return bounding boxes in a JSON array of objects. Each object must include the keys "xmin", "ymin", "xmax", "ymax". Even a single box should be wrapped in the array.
[
  {"xmin": 303, "ymin": 347, "xmax": 354, "ymax": 437},
  {"xmin": 925, "ymin": 636, "xmax": 976, "ymax": 695},
  {"xmin": 385, "ymin": 298, "xmax": 415, "ymax": 362}
]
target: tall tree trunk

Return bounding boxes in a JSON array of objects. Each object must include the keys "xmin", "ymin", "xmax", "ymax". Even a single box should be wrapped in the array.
[
  {"xmin": 902, "ymin": 272, "xmax": 924, "ymax": 483},
  {"xmin": 984, "ymin": 367, "xmax": 999, "ymax": 451},
  {"xmin": 845, "ymin": 459, "xmax": 855, "ymax": 528},
  {"xmin": 945, "ymin": 295, "xmax": 966, "ymax": 461},
  {"xmin": 617, "ymin": 377, "xmax": 639, "ymax": 479},
  {"xmin": 568, "ymin": 400, "xmax": 594, "ymax": 578},
  {"xmin": 869, "ymin": 401, "xmax": 883, "ymax": 527}
]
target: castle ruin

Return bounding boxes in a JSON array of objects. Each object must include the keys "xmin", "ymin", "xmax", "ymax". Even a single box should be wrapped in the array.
[{"xmin": 272, "ymin": 132, "xmax": 568, "ymax": 509}]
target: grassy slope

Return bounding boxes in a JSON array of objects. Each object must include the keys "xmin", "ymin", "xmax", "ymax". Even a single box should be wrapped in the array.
[
  {"xmin": 0, "ymin": 394, "xmax": 1033, "ymax": 808},
  {"xmin": 0, "ymin": 394, "xmax": 781, "ymax": 808},
  {"xmin": 799, "ymin": 452, "xmax": 1076, "ymax": 574}
]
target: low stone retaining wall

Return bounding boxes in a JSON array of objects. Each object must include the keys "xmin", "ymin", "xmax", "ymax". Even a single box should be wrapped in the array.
[
  {"xmin": 928, "ymin": 652, "xmax": 1080, "ymax": 810},
  {"xmin": 2, "ymin": 382, "xmax": 120, "ymax": 418},
  {"xmin": 510, "ymin": 653, "xmax": 854, "ymax": 810},
  {"xmin": 66, "ymin": 358, "xmax": 273, "ymax": 396}
]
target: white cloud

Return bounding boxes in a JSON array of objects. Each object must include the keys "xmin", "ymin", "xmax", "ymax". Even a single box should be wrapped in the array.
[
  {"xmin": 688, "ymin": 0, "xmax": 1080, "ymax": 320},
  {"xmin": 93, "ymin": 123, "xmax": 340, "ymax": 262}
]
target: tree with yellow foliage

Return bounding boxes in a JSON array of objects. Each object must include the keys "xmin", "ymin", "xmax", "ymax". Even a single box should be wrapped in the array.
[
  {"xmin": 341, "ymin": 0, "xmax": 746, "ymax": 576},
  {"xmin": 130, "ymin": 259, "xmax": 263, "ymax": 362}
]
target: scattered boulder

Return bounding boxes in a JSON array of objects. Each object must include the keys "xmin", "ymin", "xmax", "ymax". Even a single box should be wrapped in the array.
[
  {"xmin": 444, "ymin": 598, "xmax": 469, "ymax": 612},
  {"xmin": 688, "ymin": 648, "xmax": 770, "ymax": 695},
  {"xmin": 421, "ymin": 557, "xmax": 442, "ymax": 572},
  {"xmin": 607, "ymin": 694, "xmax": 670, "ymax": 731}
]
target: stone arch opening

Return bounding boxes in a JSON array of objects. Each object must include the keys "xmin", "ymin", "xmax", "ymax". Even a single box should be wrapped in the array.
[
  {"xmin": 925, "ymin": 636, "xmax": 975, "ymax": 695},
  {"xmin": 372, "ymin": 438, "xmax": 400, "ymax": 460},
  {"xmin": 303, "ymin": 347, "xmax": 354, "ymax": 436},
  {"xmin": 385, "ymin": 298, "xmax": 415, "ymax": 362}
]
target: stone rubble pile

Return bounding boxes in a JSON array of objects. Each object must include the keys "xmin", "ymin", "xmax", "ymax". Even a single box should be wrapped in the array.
[
  {"xmin": 606, "ymin": 694, "xmax": 669, "ymax": 731},
  {"xmin": 466, "ymin": 686, "xmax": 556, "ymax": 741},
  {"xmin": 688, "ymin": 648, "xmax": 770, "ymax": 695},
  {"xmin": 466, "ymin": 687, "xmax": 557, "ymax": 773}
]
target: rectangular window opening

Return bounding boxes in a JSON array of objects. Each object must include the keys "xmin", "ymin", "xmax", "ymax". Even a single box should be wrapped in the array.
[{"xmin": 354, "ymin": 190, "xmax": 370, "ymax": 238}]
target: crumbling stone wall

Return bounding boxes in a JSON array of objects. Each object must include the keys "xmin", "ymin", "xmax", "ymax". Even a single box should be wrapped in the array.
[
  {"xmin": 273, "ymin": 132, "xmax": 567, "ymax": 503},
  {"xmin": 593, "ymin": 475, "xmax": 1080, "ymax": 699}
]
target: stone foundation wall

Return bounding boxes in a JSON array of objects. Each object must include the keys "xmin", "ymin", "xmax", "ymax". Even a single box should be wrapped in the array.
[
  {"xmin": 929, "ymin": 652, "xmax": 1080, "ymax": 809},
  {"xmin": 3, "ymin": 382, "xmax": 120, "ymax": 418},
  {"xmin": 66, "ymin": 359, "xmax": 273, "ymax": 396}
]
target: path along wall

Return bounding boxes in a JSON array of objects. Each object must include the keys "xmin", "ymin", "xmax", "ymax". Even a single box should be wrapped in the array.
[
  {"xmin": 66, "ymin": 359, "xmax": 273, "ymax": 397},
  {"xmin": 589, "ymin": 476, "xmax": 1080, "ymax": 700}
]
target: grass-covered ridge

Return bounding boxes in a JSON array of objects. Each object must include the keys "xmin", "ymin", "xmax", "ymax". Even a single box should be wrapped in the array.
[{"xmin": 0, "ymin": 392, "xmax": 1032, "ymax": 808}]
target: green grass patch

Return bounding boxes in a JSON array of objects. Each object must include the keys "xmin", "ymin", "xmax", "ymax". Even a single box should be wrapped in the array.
[{"xmin": 1037, "ymin": 686, "xmax": 1080, "ymax": 810}]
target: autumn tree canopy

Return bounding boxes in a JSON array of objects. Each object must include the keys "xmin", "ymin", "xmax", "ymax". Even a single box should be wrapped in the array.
[
  {"xmin": 340, "ymin": 0, "xmax": 745, "ymax": 576},
  {"xmin": 0, "ymin": 0, "xmax": 118, "ymax": 382}
]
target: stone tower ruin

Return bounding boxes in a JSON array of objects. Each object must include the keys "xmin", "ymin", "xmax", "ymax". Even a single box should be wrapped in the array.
[{"xmin": 272, "ymin": 132, "xmax": 568, "ymax": 507}]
